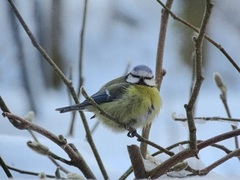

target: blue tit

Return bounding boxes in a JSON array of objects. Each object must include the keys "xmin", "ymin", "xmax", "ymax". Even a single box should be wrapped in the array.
[{"xmin": 56, "ymin": 65, "xmax": 161, "ymax": 135}]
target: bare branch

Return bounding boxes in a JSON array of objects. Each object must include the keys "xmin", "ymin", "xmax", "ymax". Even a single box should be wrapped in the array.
[
  {"xmin": 153, "ymin": 140, "xmax": 232, "ymax": 157},
  {"xmin": 198, "ymin": 129, "xmax": 240, "ymax": 150},
  {"xmin": 119, "ymin": 166, "xmax": 133, "ymax": 180},
  {"xmin": 214, "ymin": 73, "xmax": 239, "ymax": 149},
  {"xmin": 148, "ymin": 148, "xmax": 195, "ymax": 178},
  {"xmin": 77, "ymin": 0, "xmax": 88, "ymax": 97},
  {"xmin": 68, "ymin": 0, "xmax": 88, "ymax": 137},
  {"xmin": 0, "ymin": 157, "xmax": 13, "ymax": 178},
  {"xmin": 148, "ymin": 128, "xmax": 240, "ymax": 178},
  {"xmin": 0, "ymin": 96, "xmax": 10, "ymax": 113},
  {"xmin": 184, "ymin": 0, "xmax": 213, "ymax": 151},
  {"xmin": 7, "ymin": 165, "xmax": 56, "ymax": 179},
  {"xmin": 2, "ymin": 112, "xmax": 95, "ymax": 179},
  {"xmin": 155, "ymin": 0, "xmax": 173, "ymax": 90},
  {"xmin": 198, "ymin": 148, "xmax": 240, "ymax": 175},
  {"xmin": 156, "ymin": 0, "xmax": 240, "ymax": 73},
  {"xmin": 135, "ymin": 133, "xmax": 174, "ymax": 156},
  {"xmin": 174, "ymin": 116, "xmax": 240, "ymax": 123},
  {"xmin": 141, "ymin": 0, "xmax": 173, "ymax": 159},
  {"xmin": 127, "ymin": 145, "xmax": 147, "ymax": 178}
]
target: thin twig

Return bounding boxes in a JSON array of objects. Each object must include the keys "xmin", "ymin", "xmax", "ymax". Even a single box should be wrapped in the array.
[
  {"xmin": 8, "ymin": 4, "xmax": 37, "ymax": 113},
  {"xmin": 198, "ymin": 148, "xmax": 240, "ymax": 175},
  {"xmin": 148, "ymin": 128, "xmax": 240, "ymax": 178},
  {"xmin": 214, "ymin": 73, "xmax": 239, "ymax": 149},
  {"xmin": 67, "ymin": 67, "xmax": 77, "ymax": 137},
  {"xmin": 221, "ymin": 97, "xmax": 239, "ymax": 149},
  {"xmin": 155, "ymin": 0, "xmax": 240, "ymax": 73},
  {"xmin": 68, "ymin": 0, "xmax": 88, "ymax": 137},
  {"xmin": 0, "ymin": 96, "xmax": 10, "ymax": 113},
  {"xmin": 77, "ymin": 0, "xmax": 87, "ymax": 97},
  {"xmin": 197, "ymin": 129, "xmax": 240, "ymax": 150},
  {"xmin": 153, "ymin": 140, "xmax": 232, "ymax": 157},
  {"xmin": 174, "ymin": 116, "xmax": 240, "ymax": 123},
  {"xmin": 190, "ymin": 54, "xmax": 197, "ymax": 115},
  {"xmin": 135, "ymin": 132, "xmax": 174, "ymax": 156},
  {"xmin": 7, "ymin": 165, "xmax": 56, "ymax": 179},
  {"xmin": 119, "ymin": 166, "xmax": 133, "ymax": 180},
  {"xmin": 26, "ymin": 120, "xmax": 70, "ymax": 174},
  {"xmin": 0, "ymin": 157, "xmax": 13, "ymax": 178},
  {"xmin": 2, "ymin": 112, "xmax": 95, "ymax": 179},
  {"xmin": 184, "ymin": 0, "xmax": 213, "ymax": 151}
]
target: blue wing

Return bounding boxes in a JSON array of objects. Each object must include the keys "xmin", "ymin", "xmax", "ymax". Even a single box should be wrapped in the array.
[
  {"xmin": 56, "ymin": 83, "xmax": 129, "ymax": 113},
  {"xmin": 56, "ymin": 89, "xmax": 117, "ymax": 113},
  {"xmin": 81, "ymin": 89, "xmax": 116, "ymax": 107}
]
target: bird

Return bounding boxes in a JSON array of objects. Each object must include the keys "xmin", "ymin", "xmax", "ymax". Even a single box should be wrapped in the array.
[{"xmin": 56, "ymin": 65, "xmax": 161, "ymax": 136}]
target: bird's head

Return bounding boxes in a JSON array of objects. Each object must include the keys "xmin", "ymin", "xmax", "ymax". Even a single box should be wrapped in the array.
[{"xmin": 125, "ymin": 65, "xmax": 156, "ymax": 86}]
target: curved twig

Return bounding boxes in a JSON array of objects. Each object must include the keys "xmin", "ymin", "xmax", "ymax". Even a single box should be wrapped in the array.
[{"xmin": 2, "ymin": 112, "xmax": 95, "ymax": 179}]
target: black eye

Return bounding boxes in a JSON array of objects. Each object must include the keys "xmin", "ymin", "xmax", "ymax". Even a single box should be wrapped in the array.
[
  {"xmin": 130, "ymin": 73, "xmax": 141, "ymax": 79},
  {"xmin": 144, "ymin": 76, "xmax": 153, "ymax": 80}
]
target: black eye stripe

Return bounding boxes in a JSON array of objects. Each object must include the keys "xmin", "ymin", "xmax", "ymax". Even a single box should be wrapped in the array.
[
  {"xmin": 130, "ymin": 73, "xmax": 140, "ymax": 78},
  {"xmin": 144, "ymin": 76, "xmax": 153, "ymax": 80}
]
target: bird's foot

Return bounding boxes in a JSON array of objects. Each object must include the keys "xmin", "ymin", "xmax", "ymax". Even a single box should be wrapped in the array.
[{"xmin": 125, "ymin": 125, "xmax": 137, "ymax": 138}]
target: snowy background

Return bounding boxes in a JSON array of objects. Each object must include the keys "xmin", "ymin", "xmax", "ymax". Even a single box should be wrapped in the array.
[{"xmin": 1, "ymin": 0, "xmax": 240, "ymax": 179}]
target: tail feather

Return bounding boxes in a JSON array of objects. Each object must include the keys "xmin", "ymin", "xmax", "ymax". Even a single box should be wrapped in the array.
[{"xmin": 55, "ymin": 104, "xmax": 85, "ymax": 113}]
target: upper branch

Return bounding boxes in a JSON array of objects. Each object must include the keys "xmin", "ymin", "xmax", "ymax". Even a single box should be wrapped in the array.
[
  {"xmin": 185, "ymin": 0, "xmax": 214, "ymax": 151},
  {"xmin": 156, "ymin": 0, "xmax": 240, "ymax": 73}
]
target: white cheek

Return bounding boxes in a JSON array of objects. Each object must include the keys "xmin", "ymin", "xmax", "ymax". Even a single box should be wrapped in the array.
[
  {"xmin": 126, "ymin": 74, "xmax": 140, "ymax": 84},
  {"xmin": 144, "ymin": 79, "xmax": 156, "ymax": 86}
]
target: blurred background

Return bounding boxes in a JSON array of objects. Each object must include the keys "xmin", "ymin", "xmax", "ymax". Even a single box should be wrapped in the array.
[{"xmin": 1, "ymin": 0, "xmax": 240, "ymax": 178}]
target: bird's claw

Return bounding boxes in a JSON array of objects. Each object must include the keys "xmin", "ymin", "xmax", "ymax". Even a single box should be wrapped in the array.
[{"xmin": 127, "ymin": 129, "xmax": 137, "ymax": 138}]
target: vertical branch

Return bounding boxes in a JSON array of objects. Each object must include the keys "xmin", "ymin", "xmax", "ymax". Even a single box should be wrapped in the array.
[
  {"xmin": 140, "ymin": 0, "xmax": 173, "ymax": 158},
  {"xmin": 127, "ymin": 145, "xmax": 147, "ymax": 179},
  {"xmin": 221, "ymin": 95, "xmax": 239, "ymax": 150},
  {"xmin": 184, "ymin": 0, "xmax": 213, "ymax": 150},
  {"xmin": 214, "ymin": 73, "xmax": 239, "ymax": 150},
  {"xmin": 8, "ymin": 3, "xmax": 37, "ymax": 113},
  {"xmin": 155, "ymin": 0, "xmax": 173, "ymax": 90},
  {"xmin": 68, "ymin": 0, "xmax": 88, "ymax": 136},
  {"xmin": 77, "ymin": 0, "xmax": 87, "ymax": 97},
  {"xmin": 50, "ymin": 0, "xmax": 63, "ymax": 87}
]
